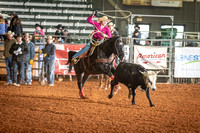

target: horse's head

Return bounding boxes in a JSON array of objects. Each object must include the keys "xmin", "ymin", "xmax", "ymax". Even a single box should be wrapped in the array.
[{"xmin": 111, "ymin": 36, "xmax": 124, "ymax": 61}]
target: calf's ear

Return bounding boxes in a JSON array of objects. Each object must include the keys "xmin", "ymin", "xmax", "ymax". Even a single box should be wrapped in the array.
[
  {"xmin": 139, "ymin": 70, "xmax": 148, "ymax": 77},
  {"xmin": 155, "ymin": 71, "xmax": 160, "ymax": 74}
]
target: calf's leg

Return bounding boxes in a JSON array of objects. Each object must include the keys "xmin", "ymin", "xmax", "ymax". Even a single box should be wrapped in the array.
[
  {"xmin": 146, "ymin": 87, "xmax": 155, "ymax": 107},
  {"xmin": 128, "ymin": 88, "xmax": 132, "ymax": 99},
  {"xmin": 108, "ymin": 80, "xmax": 118, "ymax": 99},
  {"xmin": 131, "ymin": 89, "xmax": 136, "ymax": 105}
]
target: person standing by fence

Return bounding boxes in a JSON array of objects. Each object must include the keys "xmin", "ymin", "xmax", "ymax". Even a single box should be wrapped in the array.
[
  {"xmin": 24, "ymin": 33, "xmax": 35, "ymax": 85},
  {"xmin": 9, "ymin": 33, "xmax": 28, "ymax": 86},
  {"xmin": 39, "ymin": 35, "xmax": 56, "ymax": 86},
  {"xmin": 3, "ymin": 31, "xmax": 15, "ymax": 85}
]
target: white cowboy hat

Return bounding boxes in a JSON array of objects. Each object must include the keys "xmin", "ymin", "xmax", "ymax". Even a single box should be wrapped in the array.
[
  {"xmin": 7, "ymin": 31, "xmax": 14, "ymax": 36},
  {"xmin": 97, "ymin": 16, "xmax": 111, "ymax": 23},
  {"xmin": 24, "ymin": 33, "xmax": 30, "ymax": 37},
  {"xmin": 47, "ymin": 35, "xmax": 53, "ymax": 40},
  {"xmin": 108, "ymin": 22, "xmax": 115, "ymax": 27}
]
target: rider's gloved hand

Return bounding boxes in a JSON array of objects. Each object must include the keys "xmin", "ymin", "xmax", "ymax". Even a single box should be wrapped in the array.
[{"xmin": 94, "ymin": 10, "xmax": 98, "ymax": 16}]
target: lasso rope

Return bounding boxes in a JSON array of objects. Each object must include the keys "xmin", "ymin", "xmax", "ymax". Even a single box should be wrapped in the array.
[{"xmin": 98, "ymin": 10, "xmax": 132, "ymax": 19}]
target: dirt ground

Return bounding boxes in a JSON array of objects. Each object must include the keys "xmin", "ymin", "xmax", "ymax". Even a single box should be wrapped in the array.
[{"xmin": 0, "ymin": 79, "xmax": 200, "ymax": 133}]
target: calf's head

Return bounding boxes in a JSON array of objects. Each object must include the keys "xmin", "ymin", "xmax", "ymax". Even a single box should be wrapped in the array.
[{"xmin": 140, "ymin": 71, "xmax": 159, "ymax": 91}]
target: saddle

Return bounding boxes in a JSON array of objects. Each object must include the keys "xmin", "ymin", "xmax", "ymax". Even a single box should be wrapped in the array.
[{"xmin": 72, "ymin": 41, "xmax": 100, "ymax": 64}]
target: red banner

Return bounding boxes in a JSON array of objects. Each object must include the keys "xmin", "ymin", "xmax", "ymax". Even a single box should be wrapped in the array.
[{"xmin": 55, "ymin": 44, "xmax": 86, "ymax": 75}]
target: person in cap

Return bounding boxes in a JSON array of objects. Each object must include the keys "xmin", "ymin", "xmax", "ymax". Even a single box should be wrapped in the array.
[
  {"xmin": 0, "ymin": 15, "xmax": 7, "ymax": 41},
  {"xmin": 24, "ymin": 33, "xmax": 35, "ymax": 85},
  {"xmin": 55, "ymin": 24, "xmax": 64, "ymax": 43},
  {"xmin": 8, "ymin": 12, "xmax": 23, "ymax": 36},
  {"xmin": 72, "ymin": 11, "xmax": 111, "ymax": 64},
  {"xmin": 39, "ymin": 35, "xmax": 56, "ymax": 86},
  {"xmin": 107, "ymin": 22, "xmax": 119, "ymax": 37},
  {"xmin": 33, "ymin": 23, "xmax": 45, "ymax": 42},
  {"xmin": 3, "ymin": 31, "xmax": 16, "ymax": 85},
  {"xmin": 132, "ymin": 25, "xmax": 141, "ymax": 45},
  {"xmin": 9, "ymin": 33, "xmax": 28, "ymax": 86}
]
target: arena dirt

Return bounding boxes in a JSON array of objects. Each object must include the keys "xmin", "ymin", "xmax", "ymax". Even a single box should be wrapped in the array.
[{"xmin": 0, "ymin": 79, "xmax": 200, "ymax": 132}]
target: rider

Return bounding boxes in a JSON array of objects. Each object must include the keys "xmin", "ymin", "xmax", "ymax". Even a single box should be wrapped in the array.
[{"xmin": 72, "ymin": 11, "xmax": 112, "ymax": 64}]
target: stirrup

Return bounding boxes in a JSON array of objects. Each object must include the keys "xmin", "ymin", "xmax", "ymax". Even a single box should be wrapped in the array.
[{"xmin": 72, "ymin": 57, "xmax": 80, "ymax": 64}]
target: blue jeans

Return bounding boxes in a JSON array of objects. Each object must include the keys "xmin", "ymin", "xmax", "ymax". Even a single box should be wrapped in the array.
[
  {"xmin": 73, "ymin": 42, "xmax": 91, "ymax": 58},
  {"xmin": 73, "ymin": 40, "xmax": 103, "ymax": 58},
  {"xmin": 5, "ymin": 57, "xmax": 13, "ymax": 83},
  {"xmin": 25, "ymin": 62, "xmax": 32, "ymax": 84},
  {"xmin": 13, "ymin": 61, "xmax": 26, "ymax": 84},
  {"xmin": 45, "ymin": 59, "xmax": 55, "ymax": 85}
]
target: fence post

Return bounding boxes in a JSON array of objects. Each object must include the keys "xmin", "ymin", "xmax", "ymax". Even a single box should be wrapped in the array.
[{"xmin": 129, "ymin": 38, "xmax": 133, "ymax": 63}]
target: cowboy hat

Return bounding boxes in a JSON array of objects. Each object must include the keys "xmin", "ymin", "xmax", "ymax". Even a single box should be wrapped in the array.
[
  {"xmin": 134, "ymin": 25, "xmax": 140, "ymax": 29},
  {"xmin": 24, "ymin": 33, "xmax": 30, "ymax": 37},
  {"xmin": 97, "ymin": 16, "xmax": 111, "ymax": 23},
  {"xmin": 7, "ymin": 31, "xmax": 14, "ymax": 36},
  {"xmin": 16, "ymin": 33, "xmax": 23, "ymax": 38},
  {"xmin": 46, "ymin": 35, "xmax": 53, "ymax": 40},
  {"xmin": 35, "ymin": 23, "xmax": 43, "ymax": 29},
  {"xmin": 108, "ymin": 22, "xmax": 115, "ymax": 27},
  {"xmin": 56, "ymin": 24, "xmax": 64, "ymax": 30}
]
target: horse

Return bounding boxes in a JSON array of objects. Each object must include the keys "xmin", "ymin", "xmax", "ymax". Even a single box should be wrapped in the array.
[{"xmin": 67, "ymin": 36, "xmax": 124, "ymax": 98}]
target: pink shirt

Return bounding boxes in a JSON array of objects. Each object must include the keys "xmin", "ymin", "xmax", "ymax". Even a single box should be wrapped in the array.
[{"xmin": 87, "ymin": 15, "xmax": 111, "ymax": 40}]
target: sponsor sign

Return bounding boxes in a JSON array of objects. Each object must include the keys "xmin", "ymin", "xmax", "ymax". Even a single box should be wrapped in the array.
[
  {"xmin": 134, "ymin": 46, "xmax": 167, "ymax": 69},
  {"xmin": 55, "ymin": 44, "xmax": 85, "ymax": 75},
  {"xmin": 175, "ymin": 47, "xmax": 200, "ymax": 78}
]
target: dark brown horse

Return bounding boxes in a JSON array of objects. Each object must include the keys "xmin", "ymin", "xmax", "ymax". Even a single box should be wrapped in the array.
[{"xmin": 67, "ymin": 36, "xmax": 124, "ymax": 98}]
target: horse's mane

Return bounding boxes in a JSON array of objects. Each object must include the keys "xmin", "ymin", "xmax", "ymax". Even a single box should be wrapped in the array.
[{"xmin": 100, "ymin": 36, "xmax": 120, "ymax": 46}]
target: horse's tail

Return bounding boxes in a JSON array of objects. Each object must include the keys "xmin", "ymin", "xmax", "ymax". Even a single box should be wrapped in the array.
[{"xmin": 67, "ymin": 51, "xmax": 77, "ymax": 73}]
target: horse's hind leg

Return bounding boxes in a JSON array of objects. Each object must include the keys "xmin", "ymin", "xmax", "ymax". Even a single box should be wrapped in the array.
[
  {"xmin": 76, "ymin": 73, "xmax": 84, "ymax": 98},
  {"xmin": 99, "ymin": 74, "xmax": 103, "ymax": 89}
]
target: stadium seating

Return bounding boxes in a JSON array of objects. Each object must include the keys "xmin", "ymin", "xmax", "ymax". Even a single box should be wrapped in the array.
[{"xmin": 0, "ymin": 0, "xmax": 95, "ymax": 37}]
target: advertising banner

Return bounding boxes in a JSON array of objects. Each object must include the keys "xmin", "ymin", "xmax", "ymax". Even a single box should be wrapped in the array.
[
  {"xmin": 134, "ymin": 46, "xmax": 167, "ymax": 69},
  {"xmin": 123, "ymin": 45, "xmax": 129, "ymax": 62},
  {"xmin": 175, "ymin": 47, "xmax": 200, "ymax": 78},
  {"xmin": 55, "ymin": 44, "xmax": 85, "ymax": 75}
]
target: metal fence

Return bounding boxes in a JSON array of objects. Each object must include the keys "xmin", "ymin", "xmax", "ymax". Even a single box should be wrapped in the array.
[
  {"xmin": 0, "ymin": 35, "xmax": 200, "ymax": 84},
  {"xmin": 124, "ymin": 37, "xmax": 200, "ymax": 84}
]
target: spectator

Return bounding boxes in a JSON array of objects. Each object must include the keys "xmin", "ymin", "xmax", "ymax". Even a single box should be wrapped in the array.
[
  {"xmin": 107, "ymin": 22, "xmax": 119, "ymax": 37},
  {"xmin": 8, "ymin": 12, "xmax": 23, "ymax": 36},
  {"xmin": 39, "ymin": 35, "xmax": 56, "ymax": 86},
  {"xmin": 24, "ymin": 33, "xmax": 35, "ymax": 85},
  {"xmin": 33, "ymin": 23, "xmax": 45, "ymax": 42},
  {"xmin": 55, "ymin": 24, "xmax": 64, "ymax": 43},
  {"xmin": 64, "ymin": 29, "xmax": 72, "ymax": 43},
  {"xmin": 3, "ymin": 31, "xmax": 16, "ymax": 85},
  {"xmin": 145, "ymin": 37, "xmax": 151, "ymax": 46},
  {"xmin": 0, "ymin": 15, "xmax": 7, "ymax": 41},
  {"xmin": 132, "ymin": 25, "xmax": 141, "ymax": 45},
  {"xmin": 9, "ymin": 33, "xmax": 28, "ymax": 86}
]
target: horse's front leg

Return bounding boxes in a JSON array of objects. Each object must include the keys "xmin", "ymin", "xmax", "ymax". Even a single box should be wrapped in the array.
[{"xmin": 78, "ymin": 73, "xmax": 90, "ymax": 98}]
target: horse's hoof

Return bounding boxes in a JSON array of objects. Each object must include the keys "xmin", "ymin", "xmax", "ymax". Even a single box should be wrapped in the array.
[
  {"xmin": 150, "ymin": 104, "xmax": 155, "ymax": 107},
  {"xmin": 128, "ymin": 94, "xmax": 132, "ymax": 99},
  {"xmin": 108, "ymin": 95, "xmax": 113, "ymax": 99},
  {"xmin": 132, "ymin": 103, "xmax": 135, "ymax": 105},
  {"xmin": 79, "ymin": 91, "xmax": 85, "ymax": 98}
]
